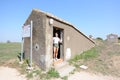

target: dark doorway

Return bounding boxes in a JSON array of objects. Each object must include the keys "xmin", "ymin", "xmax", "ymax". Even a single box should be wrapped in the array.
[{"xmin": 53, "ymin": 27, "xmax": 64, "ymax": 59}]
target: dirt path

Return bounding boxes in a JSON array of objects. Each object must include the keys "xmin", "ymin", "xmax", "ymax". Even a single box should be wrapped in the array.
[
  {"xmin": 0, "ymin": 66, "xmax": 120, "ymax": 80},
  {"xmin": 0, "ymin": 66, "xmax": 26, "ymax": 80},
  {"xmin": 68, "ymin": 72, "xmax": 120, "ymax": 80}
]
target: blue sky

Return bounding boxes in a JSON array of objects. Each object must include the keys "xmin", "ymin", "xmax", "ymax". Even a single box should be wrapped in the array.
[{"xmin": 0, "ymin": 0, "xmax": 120, "ymax": 42}]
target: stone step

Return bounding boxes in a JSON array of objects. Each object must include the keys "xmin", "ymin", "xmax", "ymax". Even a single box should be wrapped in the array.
[
  {"xmin": 54, "ymin": 61, "xmax": 75, "ymax": 77},
  {"xmin": 54, "ymin": 61, "xmax": 68, "ymax": 69}
]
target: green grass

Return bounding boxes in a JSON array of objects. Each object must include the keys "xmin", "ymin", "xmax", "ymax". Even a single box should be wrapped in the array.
[
  {"xmin": 26, "ymin": 69, "xmax": 41, "ymax": 78},
  {"xmin": 69, "ymin": 47, "xmax": 98, "ymax": 70},
  {"xmin": 1, "ymin": 40, "xmax": 120, "ymax": 78},
  {"xmin": 47, "ymin": 68, "xmax": 60, "ymax": 78},
  {"xmin": 26, "ymin": 68, "xmax": 60, "ymax": 79},
  {"xmin": 69, "ymin": 40, "xmax": 120, "ymax": 77},
  {"xmin": 69, "ymin": 47, "xmax": 98, "ymax": 63},
  {"xmin": 0, "ymin": 43, "xmax": 21, "ymax": 65},
  {"xmin": 61, "ymin": 76, "xmax": 68, "ymax": 80},
  {"xmin": 0, "ymin": 42, "xmax": 61, "ymax": 80}
]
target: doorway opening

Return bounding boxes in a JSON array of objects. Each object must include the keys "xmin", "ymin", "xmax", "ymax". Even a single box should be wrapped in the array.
[{"xmin": 53, "ymin": 27, "xmax": 64, "ymax": 60}]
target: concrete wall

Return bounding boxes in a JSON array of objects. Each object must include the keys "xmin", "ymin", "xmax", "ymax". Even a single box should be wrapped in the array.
[
  {"xmin": 45, "ymin": 17, "xmax": 53, "ymax": 70},
  {"xmin": 46, "ymin": 17, "xmax": 95, "ymax": 60},
  {"xmin": 24, "ymin": 10, "xmax": 47, "ymax": 70}
]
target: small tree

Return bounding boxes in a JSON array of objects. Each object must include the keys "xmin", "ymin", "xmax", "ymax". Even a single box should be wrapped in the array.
[
  {"xmin": 89, "ymin": 35, "xmax": 93, "ymax": 38},
  {"xmin": 96, "ymin": 37, "xmax": 103, "ymax": 41},
  {"xmin": 7, "ymin": 40, "xmax": 11, "ymax": 43},
  {"xmin": 118, "ymin": 37, "xmax": 120, "ymax": 40},
  {"xmin": 118, "ymin": 37, "xmax": 120, "ymax": 43}
]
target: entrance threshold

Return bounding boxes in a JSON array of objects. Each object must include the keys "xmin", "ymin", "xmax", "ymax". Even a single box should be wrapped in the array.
[{"xmin": 53, "ymin": 58, "xmax": 63, "ymax": 65}]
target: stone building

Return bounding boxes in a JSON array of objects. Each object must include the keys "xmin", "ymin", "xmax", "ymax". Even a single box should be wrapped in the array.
[
  {"xmin": 23, "ymin": 9, "xmax": 95, "ymax": 70},
  {"xmin": 107, "ymin": 34, "xmax": 118, "ymax": 43}
]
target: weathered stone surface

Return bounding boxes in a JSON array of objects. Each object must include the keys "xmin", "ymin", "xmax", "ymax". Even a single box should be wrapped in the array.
[{"xmin": 107, "ymin": 34, "xmax": 118, "ymax": 43}]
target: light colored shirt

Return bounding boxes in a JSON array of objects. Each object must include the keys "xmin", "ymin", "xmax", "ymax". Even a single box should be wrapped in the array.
[{"xmin": 53, "ymin": 37, "xmax": 61, "ymax": 44}]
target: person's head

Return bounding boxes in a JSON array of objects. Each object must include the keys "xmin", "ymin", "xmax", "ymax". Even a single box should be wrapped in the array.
[{"xmin": 55, "ymin": 32, "xmax": 58, "ymax": 37}]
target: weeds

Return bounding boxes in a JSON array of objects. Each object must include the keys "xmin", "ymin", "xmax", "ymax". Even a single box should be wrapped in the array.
[
  {"xmin": 47, "ymin": 68, "xmax": 60, "ymax": 78},
  {"xmin": 26, "ymin": 69, "xmax": 41, "ymax": 78},
  {"xmin": 26, "ymin": 67, "xmax": 60, "ymax": 79},
  {"xmin": 0, "ymin": 42, "xmax": 60, "ymax": 79},
  {"xmin": 61, "ymin": 76, "xmax": 68, "ymax": 80},
  {"xmin": 69, "ymin": 47, "xmax": 98, "ymax": 64},
  {"xmin": 69, "ymin": 40, "xmax": 120, "ymax": 77},
  {"xmin": 81, "ymin": 47, "xmax": 98, "ymax": 60}
]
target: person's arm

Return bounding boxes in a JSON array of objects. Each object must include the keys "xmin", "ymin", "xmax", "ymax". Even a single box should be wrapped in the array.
[{"xmin": 59, "ymin": 38, "xmax": 62, "ymax": 43}]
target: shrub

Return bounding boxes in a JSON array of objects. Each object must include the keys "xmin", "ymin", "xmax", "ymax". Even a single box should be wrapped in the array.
[
  {"xmin": 118, "ymin": 37, "xmax": 120, "ymax": 40},
  {"xmin": 6, "ymin": 40, "xmax": 11, "ymax": 43},
  {"xmin": 118, "ymin": 37, "xmax": 120, "ymax": 43},
  {"xmin": 96, "ymin": 37, "xmax": 103, "ymax": 41}
]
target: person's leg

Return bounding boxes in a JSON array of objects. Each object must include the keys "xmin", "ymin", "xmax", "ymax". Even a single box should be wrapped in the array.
[
  {"xmin": 55, "ymin": 48, "xmax": 59, "ymax": 59},
  {"xmin": 53, "ymin": 47, "xmax": 56, "ymax": 59}
]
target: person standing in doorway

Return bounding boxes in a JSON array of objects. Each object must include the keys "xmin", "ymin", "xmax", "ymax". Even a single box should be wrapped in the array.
[{"xmin": 53, "ymin": 32, "xmax": 62, "ymax": 61}]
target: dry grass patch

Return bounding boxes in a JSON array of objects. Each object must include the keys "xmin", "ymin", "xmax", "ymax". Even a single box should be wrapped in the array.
[{"xmin": 69, "ymin": 40, "xmax": 120, "ymax": 77}]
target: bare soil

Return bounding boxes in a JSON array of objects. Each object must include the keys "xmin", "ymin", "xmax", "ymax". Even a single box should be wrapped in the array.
[
  {"xmin": 68, "ymin": 71, "xmax": 120, "ymax": 80},
  {"xmin": 0, "ymin": 66, "xmax": 119, "ymax": 80},
  {"xmin": 0, "ymin": 66, "xmax": 26, "ymax": 80}
]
